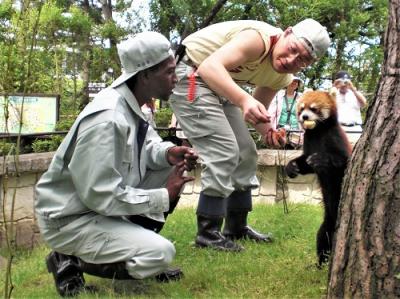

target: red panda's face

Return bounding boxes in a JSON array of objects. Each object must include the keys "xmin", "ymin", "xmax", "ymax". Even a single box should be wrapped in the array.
[{"xmin": 296, "ymin": 90, "xmax": 337, "ymax": 130}]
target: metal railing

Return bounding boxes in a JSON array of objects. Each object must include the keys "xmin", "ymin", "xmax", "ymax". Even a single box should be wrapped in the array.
[{"xmin": 0, "ymin": 127, "xmax": 363, "ymax": 139}]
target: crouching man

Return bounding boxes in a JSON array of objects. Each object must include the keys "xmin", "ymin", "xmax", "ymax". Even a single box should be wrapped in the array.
[{"xmin": 35, "ymin": 32, "xmax": 198, "ymax": 297}]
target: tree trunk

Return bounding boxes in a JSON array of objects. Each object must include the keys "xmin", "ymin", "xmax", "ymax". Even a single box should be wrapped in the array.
[
  {"xmin": 199, "ymin": 0, "xmax": 228, "ymax": 30},
  {"xmin": 79, "ymin": 0, "xmax": 91, "ymax": 110},
  {"xmin": 179, "ymin": 0, "xmax": 228, "ymax": 41},
  {"xmin": 100, "ymin": 0, "xmax": 113, "ymax": 21},
  {"xmin": 327, "ymin": 1, "xmax": 400, "ymax": 298}
]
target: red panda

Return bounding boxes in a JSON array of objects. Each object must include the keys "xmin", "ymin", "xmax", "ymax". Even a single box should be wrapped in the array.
[{"xmin": 285, "ymin": 89, "xmax": 352, "ymax": 266}]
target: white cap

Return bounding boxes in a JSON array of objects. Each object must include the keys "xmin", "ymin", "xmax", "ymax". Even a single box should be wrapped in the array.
[
  {"xmin": 111, "ymin": 31, "xmax": 174, "ymax": 88},
  {"xmin": 292, "ymin": 19, "xmax": 330, "ymax": 59},
  {"xmin": 293, "ymin": 76, "xmax": 303, "ymax": 83}
]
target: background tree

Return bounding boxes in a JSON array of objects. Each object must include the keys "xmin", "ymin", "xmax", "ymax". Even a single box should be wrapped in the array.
[
  {"xmin": 0, "ymin": 0, "xmax": 388, "ymax": 116},
  {"xmin": 327, "ymin": 0, "xmax": 400, "ymax": 297},
  {"xmin": 0, "ymin": 0, "xmax": 133, "ymax": 115},
  {"xmin": 0, "ymin": 0, "xmax": 389, "ymax": 122},
  {"xmin": 149, "ymin": 0, "xmax": 387, "ymax": 95}
]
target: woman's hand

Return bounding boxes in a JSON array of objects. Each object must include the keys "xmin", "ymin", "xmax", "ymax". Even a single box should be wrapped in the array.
[{"xmin": 263, "ymin": 127, "xmax": 286, "ymax": 148}]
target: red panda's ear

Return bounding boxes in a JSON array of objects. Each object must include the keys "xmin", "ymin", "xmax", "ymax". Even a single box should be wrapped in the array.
[{"xmin": 328, "ymin": 87, "xmax": 338, "ymax": 100}]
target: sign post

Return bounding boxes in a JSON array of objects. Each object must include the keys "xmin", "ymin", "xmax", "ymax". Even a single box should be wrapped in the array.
[{"xmin": 0, "ymin": 94, "xmax": 60, "ymax": 134}]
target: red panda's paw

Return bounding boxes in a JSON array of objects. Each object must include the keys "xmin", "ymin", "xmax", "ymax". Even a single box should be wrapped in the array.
[
  {"xmin": 306, "ymin": 153, "xmax": 330, "ymax": 169},
  {"xmin": 285, "ymin": 160, "xmax": 299, "ymax": 178}
]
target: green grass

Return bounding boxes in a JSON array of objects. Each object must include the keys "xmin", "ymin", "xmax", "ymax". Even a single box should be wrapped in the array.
[{"xmin": 1, "ymin": 204, "xmax": 328, "ymax": 298}]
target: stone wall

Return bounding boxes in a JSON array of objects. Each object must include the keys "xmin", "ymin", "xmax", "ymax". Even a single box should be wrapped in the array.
[
  {"xmin": 178, "ymin": 149, "xmax": 322, "ymax": 207},
  {"xmin": 0, "ymin": 152, "xmax": 54, "ymax": 249},
  {"xmin": 0, "ymin": 150, "xmax": 321, "ymax": 249}
]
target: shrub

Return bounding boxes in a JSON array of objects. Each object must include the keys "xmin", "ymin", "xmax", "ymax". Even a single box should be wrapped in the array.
[
  {"xmin": 32, "ymin": 135, "xmax": 64, "ymax": 153},
  {"xmin": 55, "ymin": 119, "xmax": 75, "ymax": 131},
  {"xmin": 0, "ymin": 142, "xmax": 16, "ymax": 155},
  {"xmin": 154, "ymin": 107, "xmax": 173, "ymax": 127},
  {"xmin": 0, "ymin": 141, "xmax": 32, "ymax": 155}
]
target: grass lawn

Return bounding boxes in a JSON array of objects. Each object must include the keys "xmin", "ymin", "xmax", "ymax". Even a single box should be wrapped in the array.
[{"xmin": 1, "ymin": 203, "xmax": 329, "ymax": 298}]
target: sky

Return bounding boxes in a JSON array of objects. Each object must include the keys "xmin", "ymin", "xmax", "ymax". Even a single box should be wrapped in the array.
[{"xmin": 128, "ymin": 0, "xmax": 151, "ymax": 29}]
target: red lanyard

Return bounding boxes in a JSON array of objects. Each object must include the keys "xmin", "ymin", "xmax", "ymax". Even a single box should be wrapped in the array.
[{"xmin": 187, "ymin": 70, "xmax": 196, "ymax": 102}]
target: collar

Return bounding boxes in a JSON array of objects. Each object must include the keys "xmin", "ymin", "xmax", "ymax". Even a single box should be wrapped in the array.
[{"xmin": 114, "ymin": 83, "xmax": 147, "ymax": 121}]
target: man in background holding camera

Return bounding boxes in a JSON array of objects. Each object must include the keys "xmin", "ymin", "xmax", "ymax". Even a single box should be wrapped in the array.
[{"xmin": 333, "ymin": 70, "xmax": 367, "ymax": 132}]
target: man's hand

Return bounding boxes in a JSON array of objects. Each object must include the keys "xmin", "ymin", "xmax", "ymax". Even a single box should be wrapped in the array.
[
  {"xmin": 346, "ymin": 80, "xmax": 356, "ymax": 92},
  {"xmin": 166, "ymin": 161, "xmax": 195, "ymax": 203},
  {"xmin": 264, "ymin": 128, "xmax": 286, "ymax": 148},
  {"xmin": 167, "ymin": 146, "xmax": 198, "ymax": 171},
  {"xmin": 242, "ymin": 97, "xmax": 270, "ymax": 126}
]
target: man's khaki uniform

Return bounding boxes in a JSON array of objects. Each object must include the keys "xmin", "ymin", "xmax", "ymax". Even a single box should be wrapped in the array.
[{"xmin": 36, "ymin": 83, "xmax": 176, "ymax": 279}]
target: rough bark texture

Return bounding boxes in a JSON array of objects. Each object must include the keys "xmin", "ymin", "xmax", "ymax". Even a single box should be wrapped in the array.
[
  {"xmin": 327, "ymin": 1, "xmax": 400, "ymax": 298},
  {"xmin": 78, "ymin": 0, "xmax": 91, "ymax": 110}
]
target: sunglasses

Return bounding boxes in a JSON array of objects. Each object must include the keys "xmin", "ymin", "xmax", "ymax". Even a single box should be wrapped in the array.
[{"xmin": 289, "ymin": 36, "xmax": 314, "ymax": 70}]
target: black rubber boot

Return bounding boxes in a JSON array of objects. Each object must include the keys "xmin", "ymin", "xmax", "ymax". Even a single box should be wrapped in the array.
[
  {"xmin": 154, "ymin": 266, "xmax": 184, "ymax": 282},
  {"xmin": 223, "ymin": 189, "xmax": 273, "ymax": 243},
  {"xmin": 223, "ymin": 211, "xmax": 273, "ymax": 243},
  {"xmin": 46, "ymin": 251, "xmax": 89, "ymax": 297},
  {"xmin": 78, "ymin": 259, "xmax": 183, "ymax": 283},
  {"xmin": 78, "ymin": 260, "xmax": 131, "ymax": 279},
  {"xmin": 46, "ymin": 251, "xmax": 183, "ymax": 296},
  {"xmin": 195, "ymin": 215, "xmax": 244, "ymax": 252}
]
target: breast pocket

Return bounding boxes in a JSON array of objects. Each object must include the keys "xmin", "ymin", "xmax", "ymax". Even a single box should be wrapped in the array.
[{"xmin": 121, "ymin": 145, "xmax": 133, "ymax": 180}]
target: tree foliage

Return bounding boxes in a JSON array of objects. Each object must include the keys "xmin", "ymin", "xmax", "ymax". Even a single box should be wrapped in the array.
[
  {"xmin": 0, "ymin": 0, "xmax": 134, "ymax": 116},
  {"xmin": 0, "ymin": 0, "xmax": 388, "ymax": 115},
  {"xmin": 150, "ymin": 0, "xmax": 387, "ymax": 96}
]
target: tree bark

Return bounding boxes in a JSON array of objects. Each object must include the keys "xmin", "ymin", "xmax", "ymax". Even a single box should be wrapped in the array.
[
  {"xmin": 79, "ymin": 0, "xmax": 91, "ymax": 110},
  {"xmin": 179, "ymin": 0, "xmax": 228, "ymax": 41},
  {"xmin": 199, "ymin": 0, "xmax": 228, "ymax": 30},
  {"xmin": 100, "ymin": 0, "xmax": 113, "ymax": 21},
  {"xmin": 327, "ymin": 1, "xmax": 400, "ymax": 298}
]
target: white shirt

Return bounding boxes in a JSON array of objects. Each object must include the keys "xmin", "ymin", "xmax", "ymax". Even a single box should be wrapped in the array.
[
  {"xmin": 141, "ymin": 104, "xmax": 156, "ymax": 128},
  {"xmin": 336, "ymin": 90, "xmax": 363, "ymax": 126}
]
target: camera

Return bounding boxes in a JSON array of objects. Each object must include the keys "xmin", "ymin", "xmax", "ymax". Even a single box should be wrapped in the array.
[{"xmin": 335, "ymin": 78, "xmax": 350, "ymax": 86}]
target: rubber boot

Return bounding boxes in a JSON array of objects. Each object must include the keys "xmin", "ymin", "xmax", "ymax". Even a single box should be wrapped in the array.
[
  {"xmin": 46, "ymin": 251, "xmax": 89, "ymax": 297},
  {"xmin": 195, "ymin": 192, "xmax": 243, "ymax": 251},
  {"xmin": 78, "ymin": 259, "xmax": 183, "ymax": 283},
  {"xmin": 223, "ymin": 189, "xmax": 272, "ymax": 242},
  {"xmin": 195, "ymin": 214, "xmax": 244, "ymax": 251},
  {"xmin": 223, "ymin": 211, "xmax": 273, "ymax": 243},
  {"xmin": 46, "ymin": 250, "xmax": 183, "ymax": 296}
]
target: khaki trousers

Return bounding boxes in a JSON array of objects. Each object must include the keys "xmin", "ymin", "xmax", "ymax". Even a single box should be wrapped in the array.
[
  {"xmin": 170, "ymin": 62, "xmax": 259, "ymax": 199},
  {"xmin": 37, "ymin": 168, "xmax": 176, "ymax": 280}
]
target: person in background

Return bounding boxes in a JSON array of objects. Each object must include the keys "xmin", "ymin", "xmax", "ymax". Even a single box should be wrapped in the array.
[
  {"xmin": 333, "ymin": 70, "xmax": 367, "ymax": 132},
  {"xmin": 268, "ymin": 76, "xmax": 303, "ymax": 149},
  {"xmin": 141, "ymin": 99, "xmax": 157, "ymax": 127},
  {"xmin": 35, "ymin": 32, "xmax": 198, "ymax": 297},
  {"xmin": 170, "ymin": 18, "xmax": 330, "ymax": 251}
]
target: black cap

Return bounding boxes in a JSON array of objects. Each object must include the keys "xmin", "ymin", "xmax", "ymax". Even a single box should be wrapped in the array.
[{"xmin": 334, "ymin": 70, "xmax": 351, "ymax": 81}]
